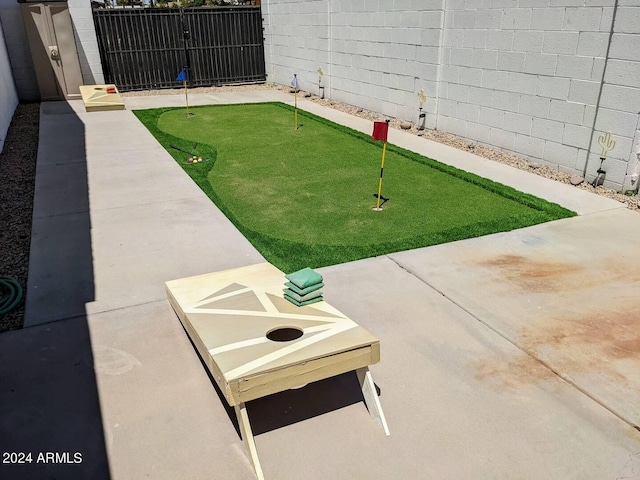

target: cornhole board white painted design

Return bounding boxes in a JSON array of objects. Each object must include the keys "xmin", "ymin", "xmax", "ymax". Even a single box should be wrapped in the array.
[
  {"xmin": 166, "ymin": 262, "xmax": 389, "ymax": 479},
  {"xmin": 79, "ymin": 85, "xmax": 125, "ymax": 112}
]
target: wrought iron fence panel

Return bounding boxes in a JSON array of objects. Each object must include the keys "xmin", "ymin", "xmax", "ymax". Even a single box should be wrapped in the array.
[{"xmin": 93, "ymin": 6, "xmax": 265, "ymax": 91}]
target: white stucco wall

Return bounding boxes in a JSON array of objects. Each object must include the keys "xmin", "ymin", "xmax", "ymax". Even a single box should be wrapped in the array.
[
  {"xmin": 0, "ymin": 0, "xmax": 39, "ymax": 101},
  {"xmin": 263, "ymin": 0, "xmax": 640, "ymax": 192},
  {"xmin": 0, "ymin": 16, "xmax": 19, "ymax": 153}
]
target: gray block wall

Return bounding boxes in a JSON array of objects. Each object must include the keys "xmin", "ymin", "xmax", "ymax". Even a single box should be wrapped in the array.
[
  {"xmin": 263, "ymin": 0, "xmax": 640, "ymax": 192},
  {"xmin": 596, "ymin": 0, "xmax": 640, "ymax": 192},
  {"xmin": 0, "ymin": 16, "xmax": 18, "ymax": 153},
  {"xmin": 440, "ymin": 0, "xmax": 639, "ymax": 191},
  {"xmin": 263, "ymin": 0, "xmax": 443, "ymax": 129}
]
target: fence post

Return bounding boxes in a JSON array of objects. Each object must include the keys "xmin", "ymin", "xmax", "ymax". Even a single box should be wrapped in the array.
[{"xmin": 180, "ymin": 8, "xmax": 192, "ymax": 87}]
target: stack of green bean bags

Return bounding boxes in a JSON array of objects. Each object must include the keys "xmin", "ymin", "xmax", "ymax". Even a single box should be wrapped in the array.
[{"xmin": 283, "ymin": 267, "xmax": 324, "ymax": 306}]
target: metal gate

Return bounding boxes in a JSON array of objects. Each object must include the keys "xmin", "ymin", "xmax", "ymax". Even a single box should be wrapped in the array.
[{"xmin": 92, "ymin": 6, "xmax": 265, "ymax": 91}]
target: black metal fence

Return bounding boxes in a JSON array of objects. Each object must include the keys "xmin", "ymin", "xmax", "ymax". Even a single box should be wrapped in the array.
[{"xmin": 93, "ymin": 6, "xmax": 266, "ymax": 91}]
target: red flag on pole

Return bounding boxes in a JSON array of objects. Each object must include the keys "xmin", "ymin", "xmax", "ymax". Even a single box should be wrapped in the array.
[{"xmin": 372, "ymin": 121, "xmax": 389, "ymax": 142}]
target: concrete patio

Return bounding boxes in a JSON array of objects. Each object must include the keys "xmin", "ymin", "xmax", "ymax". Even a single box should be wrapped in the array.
[{"xmin": 0, "ymin": 89, "xmax": 638, "ymax": 480}]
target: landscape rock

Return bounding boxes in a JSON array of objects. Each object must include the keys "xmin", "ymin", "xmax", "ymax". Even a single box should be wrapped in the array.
[{"xmin": 570, "ymin": 176, "xmax": 585, "ymax": 186}]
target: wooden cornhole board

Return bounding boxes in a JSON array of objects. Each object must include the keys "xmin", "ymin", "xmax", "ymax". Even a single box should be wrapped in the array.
[
  {"xmin": 165, "ymin": 262, "xmax": 389, "ymax": 479},
  {"xmin": 79, "ymin": 84, "xmax": 125, "ymax": 112}
]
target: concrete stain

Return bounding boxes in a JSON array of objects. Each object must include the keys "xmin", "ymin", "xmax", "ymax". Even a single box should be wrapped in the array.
[
  {"xmin": 473, "ymin": 354, "xmax": 557, "ymax": 391},
  {"xmin": 471, "ymin": 252, "xmax": 640, "ymax": 425},
  {"xmin": 472, "ymin": 298, "xmax": 639, "ymax": 393},
  {"xmin": 514, "ymin": 303, "xmax": 640, "ymax": 390},
  {"xmin": 522, "ymin": 307, "xmax": 640, "ymax": 361},
  {"xmin": 476, "ymin": 254, "xmax": 583, "ymax": 293},
  {"xmin": 473, "ymin": 313, "xmax": 639, "ymax": 394},
  {"xmin": 93, "ymin": 345, "xmax": 142, "ymax": 375},
  {"xmin": 476, "ymin": 253, "xmax": 640, "ymax": 295}
]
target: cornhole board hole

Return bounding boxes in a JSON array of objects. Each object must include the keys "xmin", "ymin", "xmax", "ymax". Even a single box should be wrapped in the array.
[
  {"xmin": 165, "ymin": 262, "xmax": 389, "ymax": 480},
  {"xmin": 79, "ymin": 84, "xmax": 125, "ymax": 112}
]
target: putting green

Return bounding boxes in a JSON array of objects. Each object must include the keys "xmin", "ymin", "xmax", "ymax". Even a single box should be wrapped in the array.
[{"xmin": 134, "ymin": 102, "xmax": 575, "ymax": 272}]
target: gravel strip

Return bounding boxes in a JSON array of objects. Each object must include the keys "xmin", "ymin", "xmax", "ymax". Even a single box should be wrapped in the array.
[
  {"xmin": 0, "ymin": 103, "xmax": 39, "ymax": 333},
  {"xmin": 2, "ymin": 85, "xmax": 638, "ymax": 331}
]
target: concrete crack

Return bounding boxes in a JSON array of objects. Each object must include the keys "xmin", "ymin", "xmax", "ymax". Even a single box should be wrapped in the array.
[
  {"xmin": 616, "ymin": 451, "xmax": 640, "ymax": 480},
  {"xmin": 386, "ymin": 254, "xmax": 640, "ymax": 433}
]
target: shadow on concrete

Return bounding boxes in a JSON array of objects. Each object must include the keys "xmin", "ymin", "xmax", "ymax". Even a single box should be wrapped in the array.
[
  {"xmin": 194, "ymin": 348, "xmax": 369, "ymax": 438},
  {"xmin": 0, "ymin": 101, "xmax": 110, "ymax": 479},
  {"xmin": 247, "ymin": 371, "xmax": 370, "ymax": 436},
  {"xmin": 25, "ymin": 101, "xmax": 95, "ymax": 324},
  {"xmin": 0, "ymin": 316, "xmax": 110, "ymax": 479}
]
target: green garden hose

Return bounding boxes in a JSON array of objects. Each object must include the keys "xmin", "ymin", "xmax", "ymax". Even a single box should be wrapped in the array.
[{"xmin": 0, "ymin": 276, "xmax": 23, "ymax": 315}]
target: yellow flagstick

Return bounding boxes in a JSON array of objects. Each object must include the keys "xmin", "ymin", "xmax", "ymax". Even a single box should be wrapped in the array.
[
  {"xmin": 176, "ymin": 68, "xmax": 190, "ymax": 117},
  {"xmin": 373, "ymin": 119, "xmax": 390, "ymax": 211},
  {"xmin": 375, "ymin": 141, "xmax": 387, "ymax": 210},
  {"xmin": 293, "ymin": 73, "xmax": 299, "ymax": 130},
  {"xmin": 184, "ymin": 79, "xmax": 190, "ymax": 117}
]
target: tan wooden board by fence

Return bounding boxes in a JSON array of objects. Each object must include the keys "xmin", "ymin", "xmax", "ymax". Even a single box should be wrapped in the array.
[
  {"xmin": 165, "ymin": 262, "xmax": 381, "ymax": 406},
  {"xmin": 79, "ymin": 85, "xmax": 125, "ymax": 112}
]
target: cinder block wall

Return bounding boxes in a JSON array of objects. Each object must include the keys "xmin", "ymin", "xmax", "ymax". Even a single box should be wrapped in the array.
[
  {"xmin": 439, "ymin": 0, "xmax": 639, "ymax": 191},
  {"xmin": 0, "ymin": 0, "xmax": 103, "ymax": 102},
  {"xmin": 439, "ymin": 1, "xmax": 613, "ymax": 181},
  {"xmin": 263, "ymin": 0, "xmax": 640, "ymax": 192},
  {"xmin": 594, "ymin": 0, "xmax": 640, "ymax": 192},
  {"xmin": 0, "ymin": 17, "xmax": 18, "ymax": 153},
  {"xmin": 263, "ymin": 0, "xmax": 444, "ymax": 129}
]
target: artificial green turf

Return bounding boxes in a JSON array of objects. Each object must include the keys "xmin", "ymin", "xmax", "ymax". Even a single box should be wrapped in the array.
[{"xmin": 134, "ymin": 102, "xmax": 575, "ymax": 272}]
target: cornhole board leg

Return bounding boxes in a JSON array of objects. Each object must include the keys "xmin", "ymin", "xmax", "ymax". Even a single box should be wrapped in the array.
[
  {"xmin": 357, "ymin": 367, "xmax": 391, "ymax": 436},
  {"xmin": 234, "ymin": 402, "xmax": 265, "ymax": 480}
]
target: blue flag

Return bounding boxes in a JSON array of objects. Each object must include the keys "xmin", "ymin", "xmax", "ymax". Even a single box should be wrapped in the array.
[
  {"xmin": 176, "ymin": 69, "xmax": 187, "ymax": 82},
  {"xmin": 291, "ymin": 74, "xmax": 299, "ymax": 89}
]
